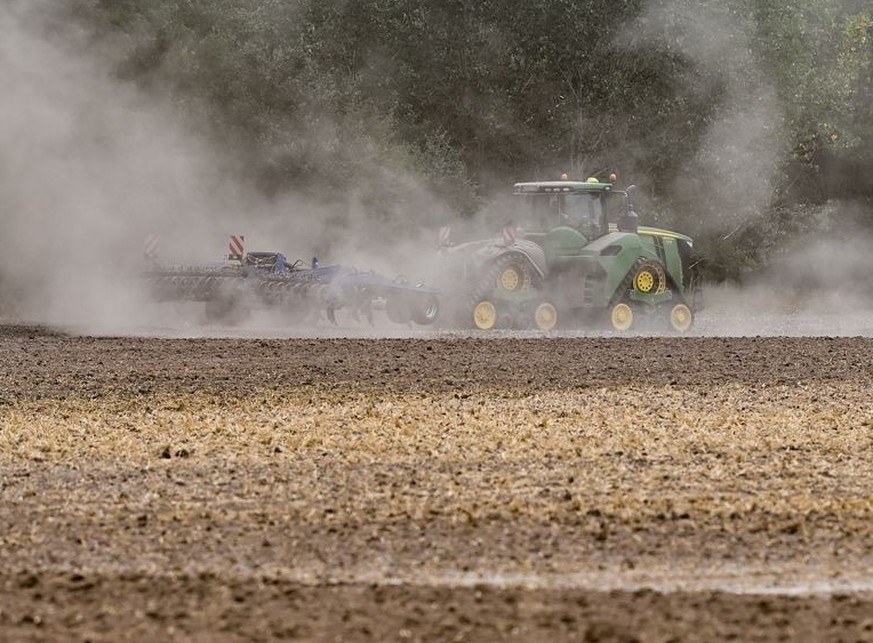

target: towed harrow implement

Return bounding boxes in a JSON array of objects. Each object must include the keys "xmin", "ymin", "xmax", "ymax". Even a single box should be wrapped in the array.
[{"xmin": 143, "ymin": 237, "xmax": 440, "ymax": 327}]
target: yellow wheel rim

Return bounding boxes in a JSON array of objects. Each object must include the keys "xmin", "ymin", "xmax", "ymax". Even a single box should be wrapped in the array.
[
  {"xmin": 611, "ymin": 303, "xmax": 633, "ymax": 331},
  {"xmin": 473, "ymin": 301, "xmax": 497, "ymax": 330},
  {"xmin": 634, "ymin": 270, "xmax": 655, "ymax": 293},
  {"xmin": 534, "ymin": 303, "xmax": 557, "ymax": 331},
  {"xmin": 498, "ymin": 266, "xmax": 522, "ymax": 291},
  {"xmin": 670, "ymin": 304, "xmax": 693, "ymax": 332}
]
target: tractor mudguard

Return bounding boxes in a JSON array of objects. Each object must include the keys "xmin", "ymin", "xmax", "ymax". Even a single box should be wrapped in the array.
[
  {"xmin": 508, "ymin": 239, "xmax": 547, "ymax": 278},
  {"xmin": 471, "ymin": 239, "xmax": 547, "ymax": 279}
]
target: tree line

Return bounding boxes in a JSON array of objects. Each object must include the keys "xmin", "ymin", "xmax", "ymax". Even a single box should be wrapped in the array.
[{"xmin": 79, "ymin": 0, "xmax": 873, "ymax": 279}]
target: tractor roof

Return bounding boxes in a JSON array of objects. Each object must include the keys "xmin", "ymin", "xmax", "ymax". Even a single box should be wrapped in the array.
[{"xmin": 514, "ymin": 180, "xmax": 613, "ymax": 194}]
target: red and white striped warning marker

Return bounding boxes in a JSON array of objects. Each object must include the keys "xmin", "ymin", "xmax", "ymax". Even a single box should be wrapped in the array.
[
  {"xmin": 228, "ymin": 235, "xmax": 245, "ymax": 261},
  {"xmin": 438, "ymin": 226, "xmax": 452, "ymax": 247},
  {"xmin": 143, "ymin": 234, "xmax": 160, "ymax": 260},
  {"xmin": 501, "ymin": 226, "xmax": 517, "ymax": 246}
]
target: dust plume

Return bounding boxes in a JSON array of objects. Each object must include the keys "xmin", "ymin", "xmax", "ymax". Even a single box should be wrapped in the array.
[
  {"xmin": 0, "ymin": 2, "xmax": 244, "ymax": 327},
  {"xmin": 622, "ymin": 1, "xmax": 784, "ymax": 234},
  {"xmin": 0, "ymin": 2, "xmax": 439, "ymax": 332},
  {"xmin": 618, "ymin": 0, "xmax": 873, "ymax": 335}
]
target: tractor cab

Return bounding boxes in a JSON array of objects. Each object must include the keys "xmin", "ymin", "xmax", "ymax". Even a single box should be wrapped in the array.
[
  {"xmin": 511, "ymin": 178, "xmax": 634, "ymax": 265},
  {"xmin": 509, "ymin": 177, "xmax": 697, "ymax": 316},
  {"xmin": 512, "ymin": 178, "xmax": 630, "ymax": 241}
]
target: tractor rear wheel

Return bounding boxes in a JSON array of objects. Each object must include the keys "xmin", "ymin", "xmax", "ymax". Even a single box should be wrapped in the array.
[
  {"xmin": 459, "ymin": 253, "xmax": 540, "ymax": 329},
  {"xmin": 496, "ymin": 262, "xmax": 531, "ymax": 292}
]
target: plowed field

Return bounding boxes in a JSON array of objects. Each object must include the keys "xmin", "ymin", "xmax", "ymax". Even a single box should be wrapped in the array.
[{"xmin": 1, "ymin": 325, "xmax": 873, "ymax": 642}]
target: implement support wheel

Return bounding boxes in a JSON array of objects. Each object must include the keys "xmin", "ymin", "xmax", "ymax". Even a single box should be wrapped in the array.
[{"xmin": 412, "ymin": 295, "xmax": 440, "ymax": 326}]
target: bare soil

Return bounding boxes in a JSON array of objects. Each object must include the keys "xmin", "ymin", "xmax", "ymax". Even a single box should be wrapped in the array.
[{"xmin": 2, "ymin": 325, "xmax": 873, "ymax": 642}]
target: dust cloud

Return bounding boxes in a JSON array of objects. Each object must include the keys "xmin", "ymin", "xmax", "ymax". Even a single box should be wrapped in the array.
[
  {"xmin": 624, "ymin": 1, "xmax": 784, "ymax": 233},
  {"xmin": 621, "ymin": 1, "xmax": 873, "ymax": 335},
  {"xmin": 2, "ymin": 1, "xmax": 869, "ymax": 337},
  {"xmin": 697, "ymin": 221, "xmax": 873, "ymax": 336},
  {"xmin": 0, "ymin": 1, "xmax": 443, "ymax": 333},
  {"xmin": 0, "ymin": 2, "xmax": 244, "ymax": 327}
]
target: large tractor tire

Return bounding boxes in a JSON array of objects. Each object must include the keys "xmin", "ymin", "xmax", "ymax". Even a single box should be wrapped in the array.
[
  {"xmin": 606, "ymin": 259, "xmax": 641, "ymax": 331},
  {"xmin": 495, "ymin": 260, "xmax": 532, "ymax": 292},
  {"xmin": 461, "ymin": 253, "xmax": 539, "ymax": 330},
  {"xmin": 632, "ymin": 259, "xmax": 667, "ymax": 295},
  {"xmin": 489, "ymin": 254, "xmax": 537, "ymax": 296},
  {"xmin": 605, "ymin": 257, "xmax": 673, "ymax": 332}
]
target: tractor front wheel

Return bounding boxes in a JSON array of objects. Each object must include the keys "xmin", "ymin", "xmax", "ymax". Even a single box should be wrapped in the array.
[{"xmin": 632, "ymin": 260, "xmax": 667, "ymax": 295}]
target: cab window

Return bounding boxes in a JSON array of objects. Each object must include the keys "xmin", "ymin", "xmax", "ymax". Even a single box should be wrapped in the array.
[{"xmin": 561, "ymin": 194, "xmax": 604, "ymax": 236}]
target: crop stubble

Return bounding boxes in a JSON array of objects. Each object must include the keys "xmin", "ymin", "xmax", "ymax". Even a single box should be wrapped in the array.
[{"xmin": 1, "ymin": 326, "xmax": 873, "ymax": 641}]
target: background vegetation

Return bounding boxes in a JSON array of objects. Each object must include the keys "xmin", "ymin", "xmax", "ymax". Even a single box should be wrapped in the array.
[{"xmin": 76, "ymin": 0, "xmax": 872, "ymax": 279}]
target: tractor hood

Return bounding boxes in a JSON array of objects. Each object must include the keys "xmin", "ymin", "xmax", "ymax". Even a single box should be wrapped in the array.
[
  {"xmin": 608, "ymin": 223, "xmax": 694, "ymax": 247},
  {"xmin": 584, "ymin": 231, "xmax": 639, "ymax": 254}
]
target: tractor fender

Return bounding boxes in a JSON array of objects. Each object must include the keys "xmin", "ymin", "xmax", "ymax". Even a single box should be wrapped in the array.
[{"xmin": 477, "ymin": 239, "xmax": 547, "ymax": 279}]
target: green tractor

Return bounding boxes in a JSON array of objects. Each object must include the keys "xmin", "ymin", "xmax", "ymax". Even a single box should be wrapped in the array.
[{"xmin": 439, "ymin": 176, "xmax": 699, "ymax": 332}]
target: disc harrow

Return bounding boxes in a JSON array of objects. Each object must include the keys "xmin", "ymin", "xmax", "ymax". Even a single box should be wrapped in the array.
[{"xmin": 142, "ymin": 238, "xmax": 440, "ymax": 327}]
